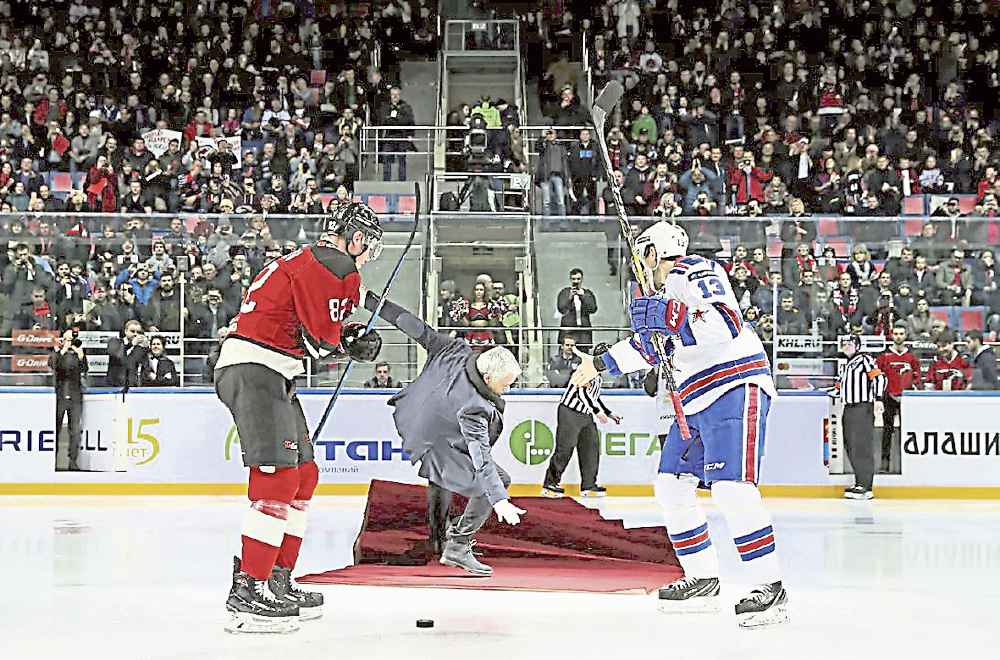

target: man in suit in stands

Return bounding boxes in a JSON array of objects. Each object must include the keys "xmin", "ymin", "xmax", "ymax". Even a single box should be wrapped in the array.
[
  {"xmin": 142, "ymin": 335, "xmax": 179, "ymax": 386},
  {"xmin": 106, "ymin": 319, "xmax": 148, "ymax": 388}
]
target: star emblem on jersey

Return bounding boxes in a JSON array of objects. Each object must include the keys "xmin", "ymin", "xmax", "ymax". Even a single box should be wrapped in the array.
[{"xmin": 691, "ymin": 308, "xmax": 708, "ymax": 323}]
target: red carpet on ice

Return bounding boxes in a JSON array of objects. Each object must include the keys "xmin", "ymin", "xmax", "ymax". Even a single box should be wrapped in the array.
[{"xmin": 298, "ymin": 480, "xmax": 681, "ymax": 594}]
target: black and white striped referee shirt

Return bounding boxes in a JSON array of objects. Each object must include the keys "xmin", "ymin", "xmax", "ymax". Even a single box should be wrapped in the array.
[
  {"xmin": 839, "ymin": 353, "xmax": 888, "ymax": 405},
  {"xmin": 561, "ymin": 375, "xmax": 612, "ymax": 417}
]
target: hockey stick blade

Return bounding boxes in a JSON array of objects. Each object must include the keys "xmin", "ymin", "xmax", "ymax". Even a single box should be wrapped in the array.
[
  {"xmin": 311, "ymin": 182, "xmax": 421, "ymax": 442},
  {"xmin": 593, "ymin": 80, "xmax": 625, "ymax": 115}
]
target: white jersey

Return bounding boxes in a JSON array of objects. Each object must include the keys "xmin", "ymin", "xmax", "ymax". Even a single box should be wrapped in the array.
[{"xmin": 606, "ymin": 255, "xmax": 777, "ymax": 415}]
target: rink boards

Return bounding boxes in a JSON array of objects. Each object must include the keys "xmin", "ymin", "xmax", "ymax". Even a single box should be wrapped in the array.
[{"xmin": 0, "ymin": 388, "xmax": 998, "ymax": 496}]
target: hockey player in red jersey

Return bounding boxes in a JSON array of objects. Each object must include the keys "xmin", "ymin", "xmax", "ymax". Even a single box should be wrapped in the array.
[
  {"xmin": 875, "ymin": 323, "xmax": 921, "ymax": 469},
  {"xmin": 926, "ymin": 337, "xmax": 972, "ymax": 391},
  {"xmin": 214, "ymin": 202, "xmax": 384, "ymax": 633}
]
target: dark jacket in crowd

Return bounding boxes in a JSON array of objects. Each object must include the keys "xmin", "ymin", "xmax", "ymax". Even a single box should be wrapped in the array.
[
  {"xmin": 49, "ymin": 346, "xmax": 88, "ymax": 399},
  {"xmin": 970, "ymin": 346, "xmax": 999, "ymax": 390},
  {"xmin": 106, "ymin": 335, "xmax": 148, "ymax": 388}
]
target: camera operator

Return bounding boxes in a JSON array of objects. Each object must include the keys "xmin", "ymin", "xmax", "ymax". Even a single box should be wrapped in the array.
[
  {"xmin": 106, "ymin": 319, "xmax": 148, "ymax": 388},
  {"xmin": 50, "ymin": 328, "xmax": 88, "ymax": 471},
  {"xmin": 1, "ymin": 243, "xmax": 52, "ymax": 335}
]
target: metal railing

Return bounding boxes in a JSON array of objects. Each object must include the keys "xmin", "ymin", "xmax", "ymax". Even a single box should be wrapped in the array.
[{"xmin": 442, "ymin": 20, "xmax": 519, "ymax": 54}]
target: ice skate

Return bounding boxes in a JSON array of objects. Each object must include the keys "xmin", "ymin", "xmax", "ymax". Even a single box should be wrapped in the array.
[
  {"xmin": 580, "ymin": 486, "xmax": 607, "ymax": 498},
  {"xmin": 269, "ymin": 565, "xmax": 324, "ymax": 621},
  {"xmin": 735, "ymin": 581, "xmax": 789, "ymax": 628},
  {"xmin": 657, "ymin": 576, "xmax": 721, "ymax": 613},
  {"xmin": 843, "ymin": 486, "xmax": 873, "ymax": 500},
  {"xmin": 541, "ymin": 484, "xmax": 565, "ymax": 498},
  {"xmin": 225, "ymin": 558, "xmax": 300, "ymax": 634},
  {"xmin": 439, "ymin": 539, "xmax": 493, "ymax": 576}
]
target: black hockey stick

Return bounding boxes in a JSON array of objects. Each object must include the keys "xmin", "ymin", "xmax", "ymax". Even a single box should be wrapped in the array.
[
  {"xmin": 311, "ymin": 182, "xmax": 421, "ymax": 443},
  {"xmin": 591, "ymin": 80, "xmax": 691, "ymax": 439}
]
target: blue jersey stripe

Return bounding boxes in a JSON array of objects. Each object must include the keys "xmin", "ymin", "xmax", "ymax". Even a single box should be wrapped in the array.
[
  {"xmin": 681, "ymin": 367, "xmax": 772, "ymax": 404},
  {"xmin": 712, "ymin": 302, "xmax": 740, "ymax": 338},
  {"xmin": 678, "ymin": 352, "xmax": 769, "ymax": 392}
]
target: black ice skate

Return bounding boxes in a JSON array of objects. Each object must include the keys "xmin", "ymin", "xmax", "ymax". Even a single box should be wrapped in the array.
[
  {"xmin": 657, "ymin": 576, "xmax": 721, "ymax": 613},
  {"xmin": 843, "ymin": 486, "xmax": 874, "ymax": 500},
  {"xmin": 735, "ymin": 581, "xmax": 789, "ymax": 628},
  {"xmin": 580, "ymin": 485, "xmax": 607, "ymax": 498},
  {"xmin": 440, "ymin": 539, "xmax": 493, "ymax": 576},
  {"xmin": 269, "ymin": 565, "xmax": 324, "ymax": 621},
  {"xmin": 225, "ymin": 557, "xmax": 300, "ymax": 634},
  {"xmin": 541, "ymin": 484, "xmax": 565, "ymax": 498}
]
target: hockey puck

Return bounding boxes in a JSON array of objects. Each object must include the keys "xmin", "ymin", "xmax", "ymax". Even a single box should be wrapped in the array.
[{"xmin": 416, "ymin": 619, "xmax": 434, "ymax": 629}]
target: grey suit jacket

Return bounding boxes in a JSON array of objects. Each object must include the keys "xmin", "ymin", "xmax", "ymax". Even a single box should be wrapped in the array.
[{"xmin": 366, "ymin": 293, "xmax": 509, "ymax": 505}]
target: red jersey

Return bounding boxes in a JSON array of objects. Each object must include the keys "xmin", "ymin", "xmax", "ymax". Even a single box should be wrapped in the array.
[
  {"xmin": 926, "ymin": 352, "xmax": 971, "ymax": 391},
  {"xmin": 875, "ymin": 347, "xmax": 922, "ymax": 397},
  {"xmin": 220, "ymin": 245, "xmax": 361, "ymax": 378}
]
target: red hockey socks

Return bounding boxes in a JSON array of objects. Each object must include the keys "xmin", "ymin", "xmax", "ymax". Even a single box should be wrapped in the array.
[
  {"xmin": 241, "ymin": 466, "xmax": 299, "ymax": 580},
  {"xmin": 276, "ymin": 460, "xmax": 319, "ymax": 570}
]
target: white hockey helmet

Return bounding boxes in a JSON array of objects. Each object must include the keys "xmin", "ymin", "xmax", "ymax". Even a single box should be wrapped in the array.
[{"xmin": 635, "ymin": 221, "xmax": 689, "ymax": 261}]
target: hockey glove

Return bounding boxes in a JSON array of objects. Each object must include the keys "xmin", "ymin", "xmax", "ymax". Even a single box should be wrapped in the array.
[
  {"xmin": 629, "ymin": 331, "xmax": 675, "ymax": 367},
  {"xmin": 629, "ymin": 297, "xmax": 688, "ymax": 336},
  {"xmin": 341, "ymin": 322, "xmax": 382, "ymax": 362}
]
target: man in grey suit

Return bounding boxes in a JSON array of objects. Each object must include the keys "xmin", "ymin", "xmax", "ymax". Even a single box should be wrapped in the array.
[{"xmin": 363, "ymin": 291, "xmax": 526, "ymax": 575}]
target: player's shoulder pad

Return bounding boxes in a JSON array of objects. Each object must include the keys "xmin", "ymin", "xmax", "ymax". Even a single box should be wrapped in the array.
[{"xmin": 307, "ymin": 245, "xmax": 359, "ymax": 279}]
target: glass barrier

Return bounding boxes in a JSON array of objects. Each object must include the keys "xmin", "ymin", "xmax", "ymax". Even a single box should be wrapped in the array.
[{"xmin": 1, "ymin": 213, "xmax": 997, "ymax": 397}]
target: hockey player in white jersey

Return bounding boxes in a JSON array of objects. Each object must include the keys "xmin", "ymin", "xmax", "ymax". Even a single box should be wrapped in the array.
[{"xmin": 571, "ymin": 222, "xmax": 788, "ymax": 627}]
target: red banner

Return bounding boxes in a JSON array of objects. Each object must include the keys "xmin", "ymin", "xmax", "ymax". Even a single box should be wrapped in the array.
[
  {"xmin": 12, "ymin": 354, "xmax": 51, "ymax": 372},
  {"xmin": 11, "ymin": 330, "xmax": 58, "ymax": 349}
]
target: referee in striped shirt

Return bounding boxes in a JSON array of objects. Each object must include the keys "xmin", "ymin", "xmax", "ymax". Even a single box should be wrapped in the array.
[
  {"xmin": 838, "ymin": 335, "xmax": 888, "ymax": 500},
  {"xmin": 543, "ymin": 343, "xmax": 620, "ymax": 498}
]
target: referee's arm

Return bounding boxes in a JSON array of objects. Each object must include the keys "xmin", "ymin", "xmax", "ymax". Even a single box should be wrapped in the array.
[{"xmin": 866, "ymin": 357, "xmax": 888, "ymax": 400}]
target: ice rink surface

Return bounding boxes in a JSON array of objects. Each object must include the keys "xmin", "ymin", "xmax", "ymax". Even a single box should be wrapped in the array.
[{"xmin": 4, "ymin": 495, "xmax": 1000, "ymax": 660}]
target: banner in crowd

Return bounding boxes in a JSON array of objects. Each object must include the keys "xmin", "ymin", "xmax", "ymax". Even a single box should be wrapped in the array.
[
  {"xmin": 901, "ymin": 393, "xmax": 1000, "ymax": 485},
  {"xmin": 11, "ymin": 329, "xmax": 58, "ymax": 349},
  {"xmin": 0, "ymin": 391, "xmax": 832, "ymax": 487},
  {"xmin": 141, "ymin": 128, "xmax": 183, "ymax": 158},
  {"xmin": 11, "ymin": 355, "xmax": 50, "ymax": 373},
  {"xmin": 76, "ymin": 331, "xmax": 182, "ymax": 351},
  {"xmin": 777, "ymin": 335, "xmax": 822, "ymax": 353},
  {"xmin": 195, "ymin": 135, "xmax": 242, "ymax": 167}
]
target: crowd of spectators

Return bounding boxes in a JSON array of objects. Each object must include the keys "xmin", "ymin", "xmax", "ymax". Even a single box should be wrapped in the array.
[
  {"xmin": 523, "ymin": 0, "xmax": 999, "ymax": 222},
  {"xmin": 0, "ymin": 0, "xmax": 439, "ymax": 212},
  {"xmin": 0, "ymin": 0, "xmax": 442, "ymax": 365}
]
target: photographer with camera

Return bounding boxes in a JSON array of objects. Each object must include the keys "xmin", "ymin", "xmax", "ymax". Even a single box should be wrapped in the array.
[
  {"xmin": 50, "ymin": 327, "xmax": 88, "ymax": 471},
  {"xmin": 106, "ymin": 319, "xmax": 148, "ymax": 389},
  {"xmin": 1, "ymin": 243, "xmax": 53, "ymax": 335}
]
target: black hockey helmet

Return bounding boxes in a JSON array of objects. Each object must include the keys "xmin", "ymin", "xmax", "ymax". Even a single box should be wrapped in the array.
[{"xmin": 324, "ymin": 202, "xmax": 384, "ymax": 261}]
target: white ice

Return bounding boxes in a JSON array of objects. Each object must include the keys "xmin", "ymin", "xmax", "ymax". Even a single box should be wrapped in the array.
[{"xmin": 4, "ymin": 495, "xmax": 1000, "ymax": 660}]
